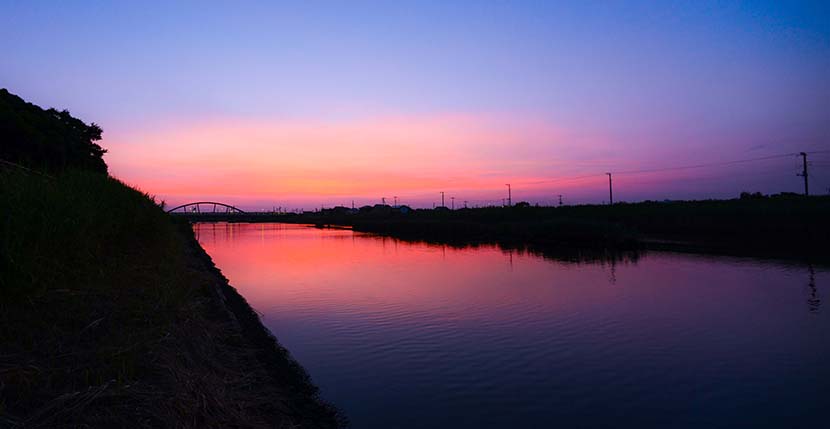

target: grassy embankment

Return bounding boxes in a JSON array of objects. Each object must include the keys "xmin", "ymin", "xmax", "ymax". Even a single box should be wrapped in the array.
[{"xmin": 0, "ymin": 167, "xmax": 341, "ymax": 427}]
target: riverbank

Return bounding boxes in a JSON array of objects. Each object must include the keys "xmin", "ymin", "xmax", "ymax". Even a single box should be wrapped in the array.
[
  {"xmin": 257, "ymin": 196, "xmax": 828, "ymax": 261},
  {"xmin": 0, "ymin": 168, "xmax": 342, "ymax": 427}
]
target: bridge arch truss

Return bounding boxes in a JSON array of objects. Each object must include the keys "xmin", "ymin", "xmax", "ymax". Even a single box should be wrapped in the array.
[{"xmin": 166, "ymin": 201, "xmax": 247, "ymax": 214}]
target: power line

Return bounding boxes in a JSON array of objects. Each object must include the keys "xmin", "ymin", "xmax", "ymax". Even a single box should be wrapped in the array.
[
  {"xmin": 299, "ymin": 150, "xmax": 829, "ymax": 209},
  {"xmin": 615, "ymin": 166, "xmax": 796, "ymax": 186},
  {"xmin": 520, "ymin": 173, "xmax": 605, "ymax": 185},
  {"xmin": 612, "ymin": 153, "xmax": 797, "ymax": 176},
  {"xmin": 514, "ymin": 152, "xmax": 807, "ymax": 188}
]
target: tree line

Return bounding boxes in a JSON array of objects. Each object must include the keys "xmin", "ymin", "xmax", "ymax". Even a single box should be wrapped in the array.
[{"xmin": 0, "ymin": 88, "xmax": 107, "ymax": 174}]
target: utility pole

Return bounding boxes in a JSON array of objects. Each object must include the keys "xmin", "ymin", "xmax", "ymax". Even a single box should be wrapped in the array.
[
  {"xmin": 798, "ymin": 152, "xmax": 809, "ymax": 196},
  {"xmin": 558, "ymin": 195, "xmax": 563, "ymax": 206},
  {"xmin": 505, "ymin": 184, "xmax": 512, "ymax": 206},
  {"xmin": 606, "ymin": 173, "xmax": 613, "ymax": 205},
  {"xmin": 440, "ymin": 191, "xmax": 445, "ymax": 207},
  {"xmin": 464, "ymin": 200, "xmax": 468, "ymax": 209},
  {"xmin": 381, "ymin": 197, "xmax": 386, "ymax": 205},
  {"xmin": 351, "ymin": 200, "xmax": 355, "ymax": 209},
  {"xmin": 451, "ymin": 197, "xmax": 455, "ymax": 210},
  {"xmin": 393, "ymin": 196, "xmax": 398, "ymax": 206}
]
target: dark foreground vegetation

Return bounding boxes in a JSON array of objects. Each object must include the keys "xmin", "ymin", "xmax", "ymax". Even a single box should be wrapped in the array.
[{"xmin": 0, "ymin": 89, "xmax": 341, "ymax": 427}]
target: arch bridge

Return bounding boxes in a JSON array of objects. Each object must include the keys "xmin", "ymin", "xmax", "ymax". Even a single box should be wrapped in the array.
[{"xmin": 166, "ymin": 201, "xmax": 246, "ymax": 214}]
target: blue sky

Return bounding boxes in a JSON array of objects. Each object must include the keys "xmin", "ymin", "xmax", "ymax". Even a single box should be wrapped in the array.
[{"xmin": 2, "ymin": 1, "xmax": 829, "ymax": 207}]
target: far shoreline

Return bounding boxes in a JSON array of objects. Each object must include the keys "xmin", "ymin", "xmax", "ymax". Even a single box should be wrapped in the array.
[{"xmin": 176, "ymin": 194, "xmax": 830, "ymax": 265}]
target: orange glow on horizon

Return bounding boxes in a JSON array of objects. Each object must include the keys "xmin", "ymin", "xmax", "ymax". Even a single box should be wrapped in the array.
[
  {"xmin": 102, "ymin": 112, "xmax": 773, "ymax": 208},
  {"xmin": 103, "ymin": 113, "xmax": 615, "ymax": 206}
]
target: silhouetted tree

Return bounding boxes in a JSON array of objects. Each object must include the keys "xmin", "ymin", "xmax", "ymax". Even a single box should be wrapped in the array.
[
  {"xmin": 739, "ymin": 191, "xmax": 765, "ymax": 200},
  {"xmin": 0, "ymin": 88, "xmax": 107, "ymax": 174}
]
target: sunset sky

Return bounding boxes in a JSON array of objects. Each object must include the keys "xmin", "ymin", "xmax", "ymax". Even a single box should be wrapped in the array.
[{"xmin": 2, "ymin": 1, "xmax": 829, "ymax": 209}]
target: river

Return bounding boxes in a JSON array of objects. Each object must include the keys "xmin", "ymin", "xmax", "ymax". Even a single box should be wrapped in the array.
[{"xmin": 194, "ymin": 222, "xmax": 828, "ymax": 428}]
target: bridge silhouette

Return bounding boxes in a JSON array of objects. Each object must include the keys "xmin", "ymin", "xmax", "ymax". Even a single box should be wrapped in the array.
[
  {"xmin": 167, "ymin": 201, "xmax": 246, "ymax": 215},
  {"xmin": 166, "ymin": 201, "xmax": 292, "ymax": 222}
]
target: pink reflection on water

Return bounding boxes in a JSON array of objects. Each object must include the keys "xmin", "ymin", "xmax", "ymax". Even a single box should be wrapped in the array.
[
  {"xmin": 193, "ymin": 222, "xmax": 828, "ymax": 428},
  {"xmin": 194, "ymin": 223, "xmax": 824, "ymax": 328},
  {"xmin": 194, "ymin": 223, "xmax": 629, "ymax": 321}
]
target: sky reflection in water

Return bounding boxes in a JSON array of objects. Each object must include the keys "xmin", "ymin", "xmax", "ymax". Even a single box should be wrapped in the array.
[{"xmin": 195, "ymin": 223, "xmax": 828, "ymax": 428}]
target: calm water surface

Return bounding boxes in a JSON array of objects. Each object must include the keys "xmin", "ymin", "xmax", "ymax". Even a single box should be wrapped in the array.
[{"xmin": 195, "ymin": 223, "xmax": 829, "ymax": 428}]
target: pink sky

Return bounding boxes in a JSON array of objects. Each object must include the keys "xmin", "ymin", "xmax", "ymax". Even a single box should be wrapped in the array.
[
  {"xmin": 106, "ymin": 113, "xmax": 616, "ymax": 208},
  {"xmin": 104, "ymin": 111, "xmax": 816, "ymax": 210}
]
